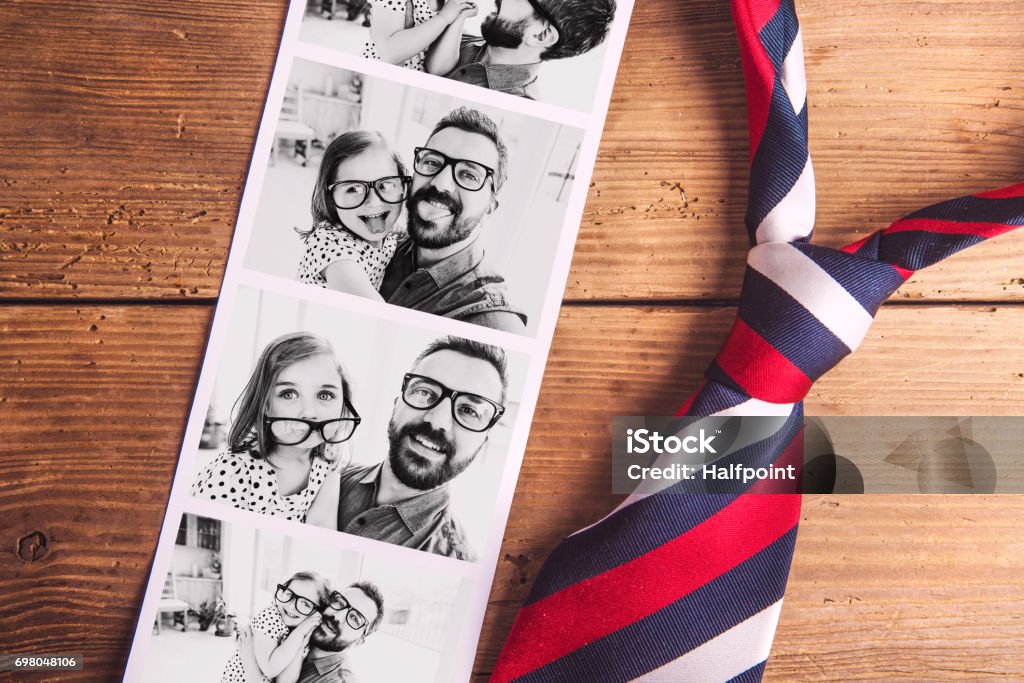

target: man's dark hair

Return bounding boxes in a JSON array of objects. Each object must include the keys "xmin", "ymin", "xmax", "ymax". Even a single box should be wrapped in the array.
[
  {"xmin": 538, "ymin": 0, "xmax": 617, "ymax": 61},
  {"xmin": 428, "ymin": 107, "xmax": 509, "ymax": 191},
  {"xmin": 351, "ymin": 581, "xmax": 385, "ymax": 635},
  {"xmin": 414, "ymin": 336, "xmax": 509, "ymax": 404}
]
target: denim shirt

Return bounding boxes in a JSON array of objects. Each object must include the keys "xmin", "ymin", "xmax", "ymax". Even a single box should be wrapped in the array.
[
  {"xmin": 379, "ymin": 235, "xmax": 528, "ymax": 332},
  {"xmin": 444, "ymin": 35, "xmax": 541, "ymax": 100},
  {"xmin": 336, "ymin": 463, "xmax": 477, "ymax": 562}
]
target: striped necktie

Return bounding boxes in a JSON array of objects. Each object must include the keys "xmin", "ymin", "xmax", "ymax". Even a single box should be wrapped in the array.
[{"xmin": 490, "ymin": 0, "xmax": 1024, "ymax": 681}]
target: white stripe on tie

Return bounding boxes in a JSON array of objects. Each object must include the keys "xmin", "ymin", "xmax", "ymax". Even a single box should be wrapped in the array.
[
  {"xmin": 755, "ymin": 156, "xmax": 816, "ymax": 244},
  {"xmin": 631, "ymin": 600, "xmax": 784, "ymax": 683},
  {"xmin": 747, "ymin": 242, "xmax": 874, "ymax": 352}
]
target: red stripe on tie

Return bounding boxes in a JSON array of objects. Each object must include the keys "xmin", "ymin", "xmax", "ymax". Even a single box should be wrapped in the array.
[
  {"xmin": 975, "ymin": 182, "xmax": 1024, "ymax": 200},
  {"xmin": 715, "ymin": 319, "xmax": 812, "ymax": 403},
  {"xmin": 732, "ymin": 0, "xmax": 781, "ymax": 158},
  {"xmin": 490, "ymin": 493, "xmax": 801, "ymax": 682},
  {"xmin": 840, "ymin": 234, "xmax": 871, "ymax": 254},
  {"xmin": 886, "ymin": 218, "xmax": 1021, "ymax": 238}
]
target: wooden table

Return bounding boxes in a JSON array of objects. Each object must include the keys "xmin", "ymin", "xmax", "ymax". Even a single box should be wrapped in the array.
[{"xmin": 2, "ymin": 1, "xmax": 1023, "ymax": 680}]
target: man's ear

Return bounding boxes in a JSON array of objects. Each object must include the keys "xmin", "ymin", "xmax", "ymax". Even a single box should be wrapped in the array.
[
  {"xmin": 487, "ymin": 195, "xmax": 500, "ymax": 214},
  {"xmin": 529, "ymin": 21, "xmax": 559, "ymax": 50}
]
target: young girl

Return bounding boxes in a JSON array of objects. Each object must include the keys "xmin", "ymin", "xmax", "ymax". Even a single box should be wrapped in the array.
[
  {"xmin": 221, "ymin": 571, "xmax": 328, "ymax": 683},
  {"xmin": 362, "ymin": 0, "xmax": 478, "ymax": 74},
  {"xmin": 191, "ymin": 332, "xmax": 360, "ymax": 522},
  {"xmin": 296, "ymin": 131, "xmax": 409, "ymax": 301}
]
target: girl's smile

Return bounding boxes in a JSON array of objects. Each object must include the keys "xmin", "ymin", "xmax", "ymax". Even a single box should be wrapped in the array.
[{"xmin": 332, "ymin": 146, "xmax": 405, "ymax": 246}]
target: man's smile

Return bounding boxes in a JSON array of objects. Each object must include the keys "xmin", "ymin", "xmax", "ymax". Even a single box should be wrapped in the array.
[{"xmin": 406, "ymin": 433, "xmax": 448, "ymax": 460}]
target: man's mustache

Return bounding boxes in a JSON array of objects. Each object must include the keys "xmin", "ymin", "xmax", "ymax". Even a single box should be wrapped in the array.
[
  {"xmin": 318, "ymin": 613, "xmax": 340, "ymax": 635},
  {"xmin": 411, "ymin": 187, "xmax": 461, "ymax": 217},
  {"xmin": 401, "ymin": 422, "xmax": 455, "ymax": 459}
]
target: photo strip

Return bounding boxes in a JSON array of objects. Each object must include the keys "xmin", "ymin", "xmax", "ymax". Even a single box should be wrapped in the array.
[
  {"xmin": 243, "ymin": 57, "xmax": 585, "ymax": 337},
  {"xmin": 139, "ymin": 512, "xmax": 472, "ymax": 682},
  {"xmin": 190, "ymin": 285, "xmax": 526, "ymax": 562},
  {"xmin": 298, "ymin": 0, "xmax": 622, "ymax": 112},
  {"xmin": 125, "ymin": 0, "xmax": 636, "ymax": 677}
]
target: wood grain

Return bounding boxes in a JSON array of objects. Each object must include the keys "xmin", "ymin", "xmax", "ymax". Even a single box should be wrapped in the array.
[
  {"xmin": 2, "ymin": 0, "xmax": 1022, "ymax": 299},
  {"xmin": 3, "ymin": 0, "xmax": 1024, "ymax": 680},
  {"xmin": 3, "ymin": 305, "xmax": 1023, "ymax": 680}
]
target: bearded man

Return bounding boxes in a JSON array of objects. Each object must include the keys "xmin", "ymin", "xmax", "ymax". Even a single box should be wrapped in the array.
[
  {"xmin": 314, "ymin": 336, "xmax": 509, "ymax": 561},
  {"xmin": 443, "ymin": 0, "xmax": 617, "ymax": 100},
  {"xmin": 378, "ymin": 107, "xmax": 527, "ymax": 333}
]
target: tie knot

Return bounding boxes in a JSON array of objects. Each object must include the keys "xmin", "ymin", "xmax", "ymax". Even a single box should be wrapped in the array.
[{"xmin": 706, "ymin": 241, "xmax": 906, "ymax": 404}]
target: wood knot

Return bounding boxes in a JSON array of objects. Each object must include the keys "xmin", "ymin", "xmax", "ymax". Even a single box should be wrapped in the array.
[
  {"xmin": 503, "ymin": 553, "xmax": 534, "ymax": 585},
  {"xmin": 17, "ymin": 531, "xmax": 48, "ymax": 562}
]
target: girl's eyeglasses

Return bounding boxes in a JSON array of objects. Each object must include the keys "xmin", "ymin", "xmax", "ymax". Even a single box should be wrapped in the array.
[
  {"xmin": 265, "ymin": 398, "xmax": 361, "ymax": 445},
  {"xmin": 274, "ymin": 584, "xmax": 319, "ymax": 617},
  {"xmin": 325, "ymin": 591, "xmax": 368, "ymax": 631},
  {"xmin": 329, "ymin": 175, "xmax": 411, "ymax": 209}
]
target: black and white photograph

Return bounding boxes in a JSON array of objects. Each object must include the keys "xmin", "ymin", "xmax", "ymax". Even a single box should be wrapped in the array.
[
  {"xmin": 297, "ymin": 0, "xmax": 619, "ymax": 111},
  {"xmin": 143, "ymin": 513, "xmax": 471, "ymax": 682},
  {"xmin": 242, "ymin": 58, "xmax": 584, "ymax": 337},
  {"xmin": 190, "ymin": 285, "xmax": 526, "ymax": 562}
]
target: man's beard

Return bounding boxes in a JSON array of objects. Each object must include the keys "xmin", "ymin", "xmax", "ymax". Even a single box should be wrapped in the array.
[
  {"xmin": 310, "ymin": 613, "xmax": 352, "ymax": 652},
  {"xmin": 480, "ymin": 13, "xmax": 531, "ymax": 50},
  {"xmin": 406, "ymin": 186, "xmax": 482, "ymax": 249},
  {"xmin": 387, "ymin": 420, "xmax": 481, "ymax": 490}
]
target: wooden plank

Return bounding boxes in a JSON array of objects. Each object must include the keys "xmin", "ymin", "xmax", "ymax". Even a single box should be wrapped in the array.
[
  {"xmin": 3, "ymin": 304, "xmax": 1024, "ymax": 679},
  {"xmin": 0, "ymin": 0, "xmax": 285, "ymax": 298},
  {"xmin": 572, "ymin": 0, "xmax": 1024, "ymax": 302},
  {"xmin": 0, "ymin": 305, "xmax": 213, "ymax": 681},
  {"xmin": 2, "ymin": 0, "xmax": 1022, "ymax": 300}
]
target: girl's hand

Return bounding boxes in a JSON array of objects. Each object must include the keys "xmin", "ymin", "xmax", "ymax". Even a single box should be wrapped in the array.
[
  {"xmin": 439, "ymin": 0, "xmax": 476, "ymax": 23},
  {"xmin": 297, "ymin": 611, "xmax": 323, "ymax": 638}
]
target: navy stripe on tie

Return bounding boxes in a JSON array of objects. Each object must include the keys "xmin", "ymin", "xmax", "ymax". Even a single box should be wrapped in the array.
[
  {"xmin": 686, "ymin": 381, "xmax": 757, "ymax": 417},
  {"xmin": 878, "ymin": 231, "xmax": 987, "ymax": 271},
  {"xmin": 904, "ymin": 193, "xmax": 1024, "ymax": 225},
  {"xmin": 758, "ymin": 0, "xmax": 799, "ymax": 72},
  {"xmin": 795, "ymin": 243, "xmax": 906, "ymax": 315},
  {"xmin": 524, "ymin": 492, "xmax": 738, "ymax": 605},
  {"xmin": 739, "ymin": 268, "xmax": 851, "ymax": 380},
  {"xmin": 516, "ymin": 528, "xmax": 799, "ymax": 683},
  {"xmin": 728, "ymin": 661, "xmax": 769, "ymax": 683},
  {"xmin": 746, "ymin": 84, "xmax": 811, "ymax": 241},
  {"xmin": 524, "ymin": 413, "xmax": 803, "ymax": 604}
]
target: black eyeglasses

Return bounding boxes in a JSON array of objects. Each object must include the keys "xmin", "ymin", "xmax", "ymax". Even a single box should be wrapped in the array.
[
  {"xmin": 325, "ymin": 591, "xmax": 368, "ymax": 631},
  {"xmin": 413, "ymin": 147, "xmax": 495, "ymax": 192},
  {"xmin": 275, "ymin": 584, "xmax": 320, "ymax": 617},
  {"xmin": 264, "ymin": 398, "xmax": 361, "ymax": 445},
  {"xmin": 328, "ymin": 176, "xmax": 411, "ymax": 209},
  {"xmin": 401, "ymin": 373, "xmax": 505, "ymax": 432},
  {"xmin": 526, "ymin": 0, "xmax": 561, "ymax": 40}
]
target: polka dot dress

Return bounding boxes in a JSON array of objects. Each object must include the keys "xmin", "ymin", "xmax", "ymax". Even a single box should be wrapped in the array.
[
  {"xmin": 362, "ymin": 0, "xmax": 438, "ymax": 72},
  {"xmin": 297, "ymin": 224, "xmax": 398, "ymax": 291},
  {"xmin": 191, "ymin": 450, "xmax": 333, "ymax": 522},
  {"xmin": 221, "ymin": 605, "xmax": 308, "ymax": 683}
]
